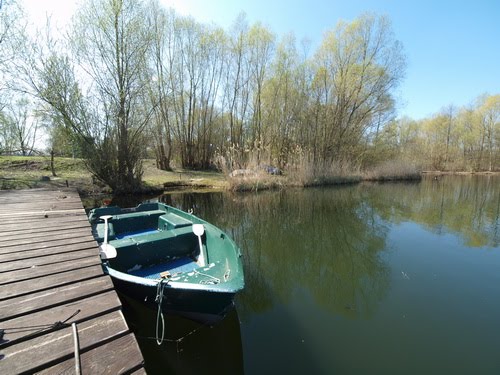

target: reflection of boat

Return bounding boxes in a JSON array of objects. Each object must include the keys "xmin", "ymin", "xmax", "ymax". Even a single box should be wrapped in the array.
[
  {"xmin": 119, "ymin": 292, "xmax": 244, "ymax": 374},
  {"xmin": 88, "ymin": 202, "xmax": 244, "ymax": 322}
]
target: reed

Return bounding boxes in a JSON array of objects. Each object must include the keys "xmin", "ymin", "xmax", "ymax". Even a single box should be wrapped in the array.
[
  {"xmin": 362, "ymin": 159, "xmax": 422, "ymax": 181},
  {"xmin": 228, "ymin": 173, "xmax": 285, "ymax": 192}
]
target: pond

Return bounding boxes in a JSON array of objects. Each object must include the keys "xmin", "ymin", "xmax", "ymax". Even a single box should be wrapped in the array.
[{"xmin": 107, "ymin": 175, "xmax": 500, "ymax": 375}]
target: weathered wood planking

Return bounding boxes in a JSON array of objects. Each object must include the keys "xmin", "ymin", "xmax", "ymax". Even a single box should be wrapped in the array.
[
  {"xmin": 0, "ymin": 215, "xmax": 88, "ymax": 231},
  {"xmin": 0, "ymin": 256, "xmax": 101, "ymax": 285},
  {"xmin": 0, "ymin": 226, "xmax": 94, "ymax": 243},
  {"xmin": 0, "ymin": 247, "xmax": 97, "ymax": 273},
  {"xmin": 0, "ymin": 188, "xmax": 145, "ymax": 374},
  {"xmin": 0, "ymin": 220, "xmax": 91, "ymax": 237},
  {"xmin": 1, "ymin": 290, "xmax": 121, "ymax": 344},
  {"xmin": 0, "ymin": 276, "xmax": 115, "ymax": 321},
  {"xmin": 0, "ymin": 310, "xmax": 129, "ymax": 374},
  {"xmin": 35, "ymin": 333, "xmax": 144, "ymax": 375},
  {"xmin": 0, "ymin": 234, "xmax": 96, "ymax": 254},
  {"xmin": 0, "ymin": 240, "xmax": 98, "ymax": 263},
  {"xmin": 0, "ymin": 264, "xmax": 104, "ymax": 300}
]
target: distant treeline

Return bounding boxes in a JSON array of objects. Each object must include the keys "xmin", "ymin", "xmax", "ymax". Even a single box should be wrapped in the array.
[{"xmin": 374, "ymin": 97, "xmax": 499, "ymax": 172}]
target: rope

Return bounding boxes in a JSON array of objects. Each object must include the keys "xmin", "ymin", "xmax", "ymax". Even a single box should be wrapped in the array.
[
  {"xmin": 0, "ymin": 309, "xmax": 81, "ymax": 347},
  {"xmin": 136, "ymin": 304, "xmax": 233, "ymax": 353},
  {"xmin": 193, "ymin": 269, "xmax": 221, "ymax": 284},
  {"xmin": 155, "ymin": 278, "xmax": 169, "ymax": 345}
]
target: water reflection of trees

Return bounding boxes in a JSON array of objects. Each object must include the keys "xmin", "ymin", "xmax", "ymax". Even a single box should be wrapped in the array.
[
  {"xmin": 363, "ymin": 175, "xmax": 499, "ymax": 248},
  {"xmin": 162, "ymin": 188, "xmax": 391, "ymax": 320},
  {"xmin": 135, "ymin": 175, "xmax": 497, "ymax": 320}
]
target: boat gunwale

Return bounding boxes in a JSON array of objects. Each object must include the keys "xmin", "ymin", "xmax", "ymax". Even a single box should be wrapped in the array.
[{"xmin": 104, "ymin": 263, "xmax": 244, "ymax": 293}]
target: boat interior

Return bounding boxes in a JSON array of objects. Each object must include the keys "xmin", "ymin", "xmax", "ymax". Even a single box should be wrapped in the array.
[{"xmin": 91, "ymin": 204, "xmax": 230, "ymax": 283}]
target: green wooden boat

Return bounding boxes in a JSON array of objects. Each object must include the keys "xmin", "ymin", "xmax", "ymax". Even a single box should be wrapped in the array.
[{"xmin": 88, "ymin": 202, "xmax": 244, "ymax": 322}]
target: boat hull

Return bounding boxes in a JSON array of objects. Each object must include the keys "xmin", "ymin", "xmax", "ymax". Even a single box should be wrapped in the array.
[{"xmin": 105, "ymin": 265, "xmax": 237, "ymax": 323}]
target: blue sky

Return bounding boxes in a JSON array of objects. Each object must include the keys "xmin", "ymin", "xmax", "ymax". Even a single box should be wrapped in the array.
[{"xmin": 22, "ymin": 0, "xmax": 500, "ymax": 120}]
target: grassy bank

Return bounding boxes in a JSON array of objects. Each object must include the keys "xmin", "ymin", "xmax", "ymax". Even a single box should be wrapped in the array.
[
  {"xmin": 0, "ymin": 156, "xmax": 93, "ymax": 190},
  {"xmin": 0, "ymin": 156, "xmax": 426, "ymax": 195},
  {"xmin": 0, "ymin": 156, "xmax": 227, "ymax": 194}
]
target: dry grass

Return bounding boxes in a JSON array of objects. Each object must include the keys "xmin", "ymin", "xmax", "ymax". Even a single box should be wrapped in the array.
[
  {"xmin": 286, "ymin": 157, "xmax": 362, "ymax": 187},
  {"xmin": 362, "ymin": 159, "xmax": 422, "ymax": 181},
  {"xmin": 226, "ymin": 153, "xmax": 363, "ymax": 191},
  {"xmin": 141, "ymin": 160, "xmax": 227, "ymax": 190},
  {"xmin": 228, "ymin": 171, "xmax": 286, "ymax": 192},
  {"xmin": 227, "ymin": 156, "xmax": 422, "ymax": 191}
]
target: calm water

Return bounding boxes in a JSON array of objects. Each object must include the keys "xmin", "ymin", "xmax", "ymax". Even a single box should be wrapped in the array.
[{"xmin": 112, "ymin": 176, "xmax": 500, "ymax": 375}]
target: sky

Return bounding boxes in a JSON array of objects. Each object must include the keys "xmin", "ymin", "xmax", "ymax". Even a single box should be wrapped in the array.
[{"xmin": 21, "ymin": 0, "xmax": 500, "ymax": 120}]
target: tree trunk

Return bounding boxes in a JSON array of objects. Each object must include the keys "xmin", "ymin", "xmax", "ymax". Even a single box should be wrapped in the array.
[{"xmin": 50, "ymin": 149, "xmax": 57, "ymax": 177}]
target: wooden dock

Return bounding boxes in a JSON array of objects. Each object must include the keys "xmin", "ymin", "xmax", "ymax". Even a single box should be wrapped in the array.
[{"xmin": 0, "ymin": 188, "xmax": 145, "ymax": 374}]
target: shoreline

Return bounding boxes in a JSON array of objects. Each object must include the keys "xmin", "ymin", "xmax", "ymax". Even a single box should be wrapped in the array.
[
  {"xmin": 421, "ymin": 170, "xmax": 500, "ymax": 175},
  {"xmin": 1, "ymin": 156, "xmax": 498, "ymax": 198}
]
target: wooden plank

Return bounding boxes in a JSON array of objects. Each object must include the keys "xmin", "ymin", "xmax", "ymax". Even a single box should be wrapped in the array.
[
  {"xmin": 0, "ymin": 194, "xmax": 82, "ymax": 205},
  {"xmin": 0, "ymin": 240, "xmax": 97, "ymax": 264},
  {"xmin": 0, "ymin": 256, "xmax": 101, "ymax": 285},
  {"xmin": 0, "ymin": 234, "xmax": 96, "ymax": 255},
  {"xmin": 0, "ymin": 264, "xmax": 104, "ymax": 301},
  {"xmin": 0, "ymin": 226, "xmax": 92, "ymax": 243},
  {"xmin": 0, "ymin": 209, "xmax": 87, "ymax": 219},
  {"xmin": 0, "ymin": 202, "xmax": 86, "ymax": 213},
  {"xmin": 0, "ymin": 191, "xmax": 76, "ymax": 202},
  {"xmin": 0, "ymin": 213, "xmax": 87, "ymax": 227},
  {"xmin": 0, "ymin": 197, "xmax": 83, "ymax": 208},
  {"xmin": 35, "ymin": 334, "xmax": 144, "ymax": 375},
  {"xmin": 0, "ymin": 201, "xmax": 85, "ymax": 211},
  {"xmin": 0, "ymin": 247, "xmax": 97, "ymax": 273},
  {"xmin": 0, "ymin": 290, "xmax": 121, "ymax": 345},
  {"xmin": 0, "ymin": 275, "xmax": 114, "ymax": 321},
  {"xmin": 0, "ymin": 218, "xmax": 89, "ymax": 236},
  {"xmin": 0, "ymin": 310, "xmax": 129, "ymax": 374}
]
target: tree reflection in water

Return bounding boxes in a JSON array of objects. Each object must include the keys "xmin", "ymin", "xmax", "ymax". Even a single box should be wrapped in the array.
[{"xmin": 162, "ymin": 187, "xmax": 392, "ymax": 320}]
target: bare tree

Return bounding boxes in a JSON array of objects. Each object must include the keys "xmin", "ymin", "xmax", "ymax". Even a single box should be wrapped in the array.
[
  {"xmin": 247, "ymin": 23, "xmax": 275, "ymax": 164},
  {"xmin": 142, "ymin": 1, "xmax": 176, "ymax": 171},
  {"xmin": 0, "ymin": 0, "xmax": 26, "ymax": 110},
  {"xmin": 0, "ymin": 99, "xmax": 38, "ymax": 155}
]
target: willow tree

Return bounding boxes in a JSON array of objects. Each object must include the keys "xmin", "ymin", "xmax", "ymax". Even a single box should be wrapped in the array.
[
  {"xmin": 0, "ymin": 99, "xmax": 38, "ymax": 155},
  {"xmin": 313, "ymin": 14, "xmax": 406, "ymax": 165},
  {"xmin": 261, "ymin": 33, "xmax": 303, "ymax": 167},
  {"xmin": 477, "ymin": 95, "xmax": 500, "ymax": 171},
  {"xmin": 0, "ymin": 0, "xmax": 25, "ymax": 111},
  {"xmin": 224, "ymin": 14, "xmax": 252, "ymax": 151},
  {"xmin": 62, "ymin": 0, "xmax": 153, "ymax": 192},
  {"xmin": 247, "ymin": 23, "xmax": 275, "ymax": 163},
  {"xmin": 144, "ymin": 1, "xmax": 173, "ymax": 171},
  {"xmin": 17, "ymin": 0, "xmax": 152, "ymax": 192}
]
